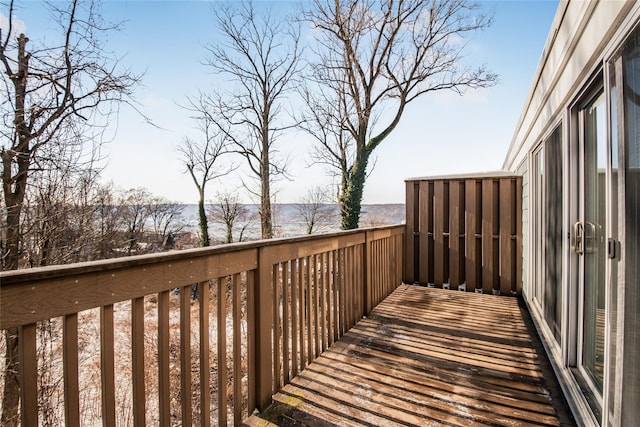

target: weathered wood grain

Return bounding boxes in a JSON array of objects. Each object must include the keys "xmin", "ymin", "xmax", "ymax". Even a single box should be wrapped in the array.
[{"xmin": 246, "ymin": 285, "xmax": 571, "ymax": 427}]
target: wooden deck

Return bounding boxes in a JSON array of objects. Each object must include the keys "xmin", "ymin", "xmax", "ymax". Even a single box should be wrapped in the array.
[{"xmin": 245, "ymin": 285, "xmax": 575, "ymax": 427}]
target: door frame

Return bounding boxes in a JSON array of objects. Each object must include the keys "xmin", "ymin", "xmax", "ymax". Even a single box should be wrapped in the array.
[{"xmin": 567, "ymin": 72, "xmax": 609, "ymax": 422}]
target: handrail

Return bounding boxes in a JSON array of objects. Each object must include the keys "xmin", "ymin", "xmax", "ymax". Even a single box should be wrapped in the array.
[{"xmin": 0, "ymin": 224, "xmax": 405, "ymax": 426}]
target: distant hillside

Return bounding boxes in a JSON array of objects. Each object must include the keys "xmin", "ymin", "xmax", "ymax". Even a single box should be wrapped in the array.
[{"xmin": 182, "ymin": 203, "xmax": 405, "ymax": 241}]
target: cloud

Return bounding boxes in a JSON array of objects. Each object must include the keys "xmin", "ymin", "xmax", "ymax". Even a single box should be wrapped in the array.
[{"xmin": 0, "ymin": 13, "xmax": 27, "ymax": 37}]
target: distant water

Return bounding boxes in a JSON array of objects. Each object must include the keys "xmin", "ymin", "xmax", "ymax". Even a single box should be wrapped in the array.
[{"xmin": 181, "ymin": 204, "xmax": 405, "ymax": 242}]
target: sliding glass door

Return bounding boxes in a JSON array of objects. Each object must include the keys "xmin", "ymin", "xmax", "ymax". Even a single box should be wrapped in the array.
[{"xmin": 573, "ymin": 87, "xmax": 607, "ymax": 419}]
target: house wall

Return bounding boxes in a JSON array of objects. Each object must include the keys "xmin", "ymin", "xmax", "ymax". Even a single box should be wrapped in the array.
[
  {"xmin": 516, "ymin": 159, "xmax": 529, "ymax": 297},
  {"xmin": 503, "ymin": 1, "xmax": 636, "ymax": 170},
  {"xmin": 501, "ymin": 1, "xmax": 640, "ymax": 426}
]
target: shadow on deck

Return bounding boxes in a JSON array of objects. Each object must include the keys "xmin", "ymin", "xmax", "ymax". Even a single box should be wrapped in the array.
[{"xmin": 245, "ymin": 285, "xmax": 575, "ymax": 427}]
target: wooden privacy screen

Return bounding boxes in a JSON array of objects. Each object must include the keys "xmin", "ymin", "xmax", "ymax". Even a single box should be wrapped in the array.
[{"xmin": 404, "ymin": 175, "xmax": 522, "ymax": 295}]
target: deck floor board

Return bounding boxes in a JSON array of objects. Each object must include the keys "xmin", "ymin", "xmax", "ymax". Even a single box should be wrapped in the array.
[{"xmin": 244, "ymin": 285, "xmax": 575, "ymax": 427}]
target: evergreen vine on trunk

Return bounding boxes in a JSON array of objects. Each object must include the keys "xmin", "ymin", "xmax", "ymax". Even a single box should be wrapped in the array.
[{"xmin": 340, "ymin": 152, "xmax": 370, "ymax": 230}]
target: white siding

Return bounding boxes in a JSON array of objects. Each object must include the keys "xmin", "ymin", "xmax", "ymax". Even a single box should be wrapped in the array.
[
  {"xmin": 517, "ymin": 159, "xmax": 529, "ymax": 296},
  {"xmin": 503, "ymin": 1, "xmax": 638, "ymax": 171}
]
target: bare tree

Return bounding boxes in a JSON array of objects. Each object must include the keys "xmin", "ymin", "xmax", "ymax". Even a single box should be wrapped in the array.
[
  {"xmin": 93, "ymin": 182, "xmax": 121, "ymax": 259},
  {"xmin": 0, "ymin": 1, "xmax": 140, "ymax": 422},
  {"xmin": 17, "ymin": 135, "xmax": 106, "ymax": 268},
  {"xmin": 201, "ymin": 1, "xmax": 302, "ymax": 239},
  {"xmin": 179, "ymin": 102, "xmax": 234, "ymax": 247},
  {"xmin": 295, "ymin": 185, "xmax": 336, "ymax": 234},
  {"xmin": 117, "ymin": 188, "xmax": 152, "ymax": 255},
  {"xmin": 302, "ymin": 0, "xmax": 497, "ymax": 229},
  {"xmin": 208, "ymin": 191, "xmax": 254, "ymax": 244},
  {"xmin": 148, "ymin": 197, "xmax": 185, "ymax": 251}
]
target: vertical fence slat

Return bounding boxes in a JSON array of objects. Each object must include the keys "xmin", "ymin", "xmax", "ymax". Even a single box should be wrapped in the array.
[
  {"xmin": 418, "ymin": 181, "xmax": 431, "ymax": 284},
  {"xmin": 132, "ymin": 297, "xmax": 146, "ymax": 426},
  {"xmin": 364, "ymin": 232, "xmax": 371, "ymax": 314},
  {"xmin": 383, "ymin": 240, "xmax": 387, "ymax": 300},
  {"xmin": 397, "ymin": 234, "xmax": 403, "ymax": 285},
  {"xmin": 359, "ymin": 244, "xmax": 365, "ymax": 317},
  {"xmin": 282, "ymin": 262, "xmax": 290, "ymax": 385},
  {"xmin": 516, "ymin": 178, "xmax": 523, "ymax": 294},
  {"xmin": 386, "ymin": 239, "xmax": 391, "ymax": 297},
  {"xmin": 314, "ymin": 254, "xmax": 320, "ymax": 358},
  {"xmin": 434, "ymin": 181, "xmax": 445, "ymax": 286},
  {"xmin": 332, "ymin": 250, "xmax": 339, "ymax": 343},
  {"xmin": 291, "ymin": 260, "xmax": 299, "ymax": 377},
  {"xmin": 344, "ymin": 247, "xmax": 350, "ymax": 328},
  {"xmin": 449, "ymin": 181, "xmax": 464, "ymax": 289},
  {"xmin": 246, "ymin": 270, "xmax": 256, "ymax": 414},
  {"xmin": 320, "ymin": 252, "xmax": 327, "ymax": 352},
  {"xmin": 340, "ymin": 248, "xmax": 345, "ymax": 334},
  {"xmin": 272, "ymin": 264, "xmax": 281, "ymax": 390},
  {"xmin": 232, "ymin": 274, "xmax": 242, "ymax": 426},
  {"xmin": 327, "ymin": 251, "xmax": 336, "ymax": 347},
  {"xmin": 372, "ymin": 240, "xmax": 377, "ymax": 306},
  {"xmin": 298, "ymin": 258, "xmax": 306, "ymax": 370},
  {"xmin": 158, "ymin": 292, "xmax": 170, "ymax": 427},
  {"xmin": 361, "ymin": 244, "xmax": 366, "ymax": 317},
  {"xmin": 200, "ymin": 282, "xmax": 211, "ymax": 427},
  {"xmin": 179, "ymin": 287, "xmax": 192, "ymax": 427},
  {"xmin": 306, "ymin": 256, "xmax": 313, "ymax": 364},
  {"xmin": 376, "ymin": 240, "xmax": 380, "ymax": 307},
  {"xmin": 339, "ymin": 249, "xmax": 346, "ymax": 336},
  {"xmin": 63, "ymin": 313, "xmax": 80, "ymax": 427},
  {"xmin": 353, "ymin": 246, "xmax": 359, "ymax": 320},
  {"xmin": 465, "ymin": 180, "xmax": 478, "ymax": 292},
  {"xmin": 216, "ymin": 278, "xmax": 227, "ymax": 426},
  {"xmin": 19, "ymin": 323, "xmax": 38, "ymax": 427},
  {"xmin": 405, "ymin": 181, "xmax": 416, "ymax": 282},
  {"xmin": 493, "ymin": 180, "xmax": 501, "ymax": 293},
  {"xmin": 500, "ymin": 179, "xmax": 514, "ymax": 295},
  {"xmin": 346, "ymin": 247, "xmax": 353, "ymax": 328},
  {"xmin": 255, "ymin": 248, "xmax": 273, "ymax": 411},
  {"xmin": 347, "ymin": 246, "xmax": 352, "ymax": 328},
  {"xmin": 352, "ymin": 246, "xmax": 358, "ymax": 326},
  {"xmin": 482, "ymin": 180, "xmax": 495, "ymax": 293},
  {"xmin": 475, "ymin": 182, "xmax": 484, "ymax": 291},
  {"xmin": 382, "ymin": 239, "xmax": 387, "ymax": 299},
  {"xmin": 100, "ymin": 305, "xmax": 116, "ymax": 427},
  {"xmin": 356, "ymin": 245, "xmax": 361, "ymax": 322},
  {"xmin": 343, "ymin": 248, "xmax": 353, "ymax": 334},
  {"xmin": 180, "ymin": 285, "xmax": 192, "ymax": 425}
]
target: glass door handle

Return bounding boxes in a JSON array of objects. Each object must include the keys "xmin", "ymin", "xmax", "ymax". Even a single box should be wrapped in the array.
[
  {"xmin": 573, "ymin": 221, "xmax": 584, "ymax": 255},
  {"xmin": 584, "ymin": 221, "xmax": 599, "ymax": 253}
]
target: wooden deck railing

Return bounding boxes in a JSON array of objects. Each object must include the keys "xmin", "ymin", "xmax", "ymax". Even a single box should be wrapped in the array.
[{"xmin": 0, "ymin": 224, "xmax": 404, "ymax": 426}]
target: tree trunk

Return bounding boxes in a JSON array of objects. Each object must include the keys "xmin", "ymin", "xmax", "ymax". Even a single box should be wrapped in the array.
[
  {"xmin": 2, "ymin": 195, "xmax": 22, "ymax": 271},
  {"xmin": 260, "ymin": 144, "xmax": 273, "ymax": 239},
  {"xmin": 0, "ymin": 34, "xmax": 31, "ymax": 425},
  {"xmin": 225, "ymin": 223, "xmax": 233, "ymax": 244},
  {"xmin": 197, "ymin": 193, "xmax": 210, "ymax": 247},
  {"xmin": 1, "ymin": 328, "xmax": 20, "ymax": 427},
  {"xmin": 340, "ymin": 152, "xmax": 370, "ymax": 230},
  {"xmin": 260, "ymin": 185, "xmax": 273, "ymax": 239}
]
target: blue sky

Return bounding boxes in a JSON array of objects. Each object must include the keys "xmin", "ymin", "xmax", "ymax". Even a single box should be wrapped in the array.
[{"xmin": 3, "ymin": 0, "xmax": 559, "ymax": 204}]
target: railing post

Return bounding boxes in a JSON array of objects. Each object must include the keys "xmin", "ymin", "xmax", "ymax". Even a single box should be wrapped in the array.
[
  {"xmin": 253, "ymin": 246, "xmax": 273, "ymax": 412},
  {"xmin": 362, "ymin": 231, "xmax": 373, "ymax": 316}
]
